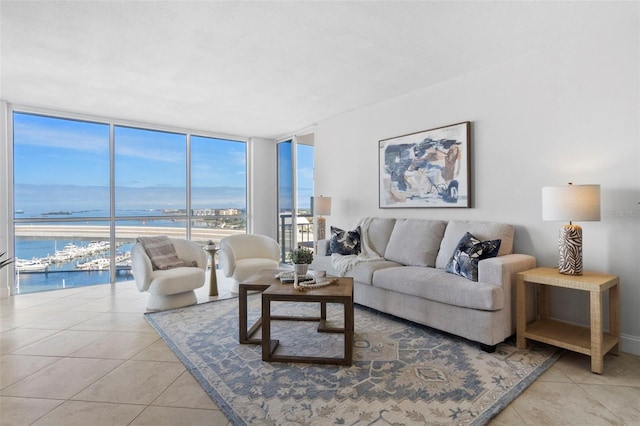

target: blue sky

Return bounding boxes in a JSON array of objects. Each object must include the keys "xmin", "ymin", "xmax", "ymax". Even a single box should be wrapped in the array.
[{"xmin": 13, "ymin": 112, "xmax": 314, "ymax": 212}]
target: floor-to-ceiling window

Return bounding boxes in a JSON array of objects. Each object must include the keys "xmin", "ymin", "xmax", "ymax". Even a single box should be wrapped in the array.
[
  {"xmin": 190, "ymin": 135, "xmax": 247, "ymax": 242},
  {"xmin": 13, "ymin": 113, "xmax": 112, "ymax": 293},
  {"xmin": 276, "ymin": 136, "xmax": 314, "ymax": 262},
  {"xmin": 11, "ymin": 109, "xmax": 247, "ymax": 294}
]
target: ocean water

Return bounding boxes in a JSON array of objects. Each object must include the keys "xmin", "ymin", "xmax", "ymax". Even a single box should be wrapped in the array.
[{"xmin": 15, "ymin": 269, "xmax": 133, "ymax": 294}]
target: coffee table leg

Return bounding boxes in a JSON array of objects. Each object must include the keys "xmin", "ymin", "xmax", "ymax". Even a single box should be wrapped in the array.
[
  {"xmin": 344, "ymin": 300, "xmax": 354, "ymax": 365},
  {"xmin": 262, "ymin": 296, "xmax": 270, "ymax": 361},
  {"xmin": 261, "ymin": 295, "xmax": 279, "ymax": 361},
  {"xmin": 239, "ymin": 286, "xmax": 247, "ymax": 343}
]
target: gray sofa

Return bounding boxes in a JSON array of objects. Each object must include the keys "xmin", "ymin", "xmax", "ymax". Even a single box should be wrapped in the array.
[{"xmin": 309, "ymin": 218, "xmax": 536, "ymax": 351}]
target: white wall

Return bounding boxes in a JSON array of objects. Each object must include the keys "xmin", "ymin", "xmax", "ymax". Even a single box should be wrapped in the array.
[
  {"xmin": 249, "ymin": 137, "xmax": 277, "ymax": 239},
  {"xmin": 314, "ymin": 6, "xmax": 640, "ymax": 354}
]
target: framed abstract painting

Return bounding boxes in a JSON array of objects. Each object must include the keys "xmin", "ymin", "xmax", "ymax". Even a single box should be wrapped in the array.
[{"xmin": 379, "ymin": 121, "xmax": 471, "ymax": 208}]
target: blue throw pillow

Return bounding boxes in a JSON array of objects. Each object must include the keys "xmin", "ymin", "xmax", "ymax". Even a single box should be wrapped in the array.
[
  {"xmin": 445, "ymin": 232, "xmax": 501, "ymax": 281},
  {"xmin": 328, "ymin": 226, "xmax": 361, "ymax": 255}
]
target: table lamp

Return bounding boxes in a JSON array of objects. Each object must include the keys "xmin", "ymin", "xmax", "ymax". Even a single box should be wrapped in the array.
[
  {"xmin": 312, "ymin": 195, "xmax": 332, "ymax": 241},
  {"xmin": 542, "ymin": 183, "xmax": 601, "ymax": 275}
]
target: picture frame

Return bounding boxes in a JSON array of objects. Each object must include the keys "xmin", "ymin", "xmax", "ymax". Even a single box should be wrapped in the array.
[{"xmin": 379, "ymin": 121, "xmax": 471, "ymax": 208}]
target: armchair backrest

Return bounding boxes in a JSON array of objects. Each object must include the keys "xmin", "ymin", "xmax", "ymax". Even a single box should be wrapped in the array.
[
  {"xmin": 171, "ymin": 238, "xmax": 208, "ymax": 269},
  {"xmin": 219, "ymin": 234, "xmax": 280, "ymax": 276}
]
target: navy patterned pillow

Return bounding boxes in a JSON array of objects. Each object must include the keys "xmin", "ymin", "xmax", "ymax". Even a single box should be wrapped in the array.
[
  {"xmin": 445, "ymin": 232, "xmax": 501, "ymax": 281},
  {"xmin": 328, "ymin": 226, "xmax": 362, "ymax": 256}
]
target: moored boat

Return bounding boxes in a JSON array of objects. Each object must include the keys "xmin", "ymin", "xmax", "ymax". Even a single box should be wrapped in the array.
[{"xmin": 15, "ymin": 258, "xmax": 49, "ymax": 272}]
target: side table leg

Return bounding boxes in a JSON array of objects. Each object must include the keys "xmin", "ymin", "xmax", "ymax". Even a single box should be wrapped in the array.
[
  {"xmin": 590, "ymin": 290, "xmax": 604, "ymax": 374},
  {"xmin": 206, "ymin": 249, "xmax": 218, "ymax": 296},
  {"xmin": 516, "ymin": 278, "xmax": 527, "ymax": 349},
  {"xmin": 209, "ymin": 266, "xmax": 218, "ymax": 296},
  {"xmin": 609, "ymin": 283, "xmax": 620, "ymax": 355}
]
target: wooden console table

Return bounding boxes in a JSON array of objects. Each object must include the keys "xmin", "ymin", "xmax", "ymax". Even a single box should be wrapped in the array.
[{"xmin": 516, "ymin": 267, "xmax": 620, "ymax": 374}]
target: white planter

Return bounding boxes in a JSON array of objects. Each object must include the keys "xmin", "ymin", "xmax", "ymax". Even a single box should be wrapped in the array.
[{"xmin": 294, "ymin": 264, "xmax": 309, "ymax": 276}]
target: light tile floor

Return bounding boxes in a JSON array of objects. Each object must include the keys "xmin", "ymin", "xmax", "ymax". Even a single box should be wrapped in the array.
[{"xmin": 1, "ymin": 272, "xmax": 639, "ymax": 425}]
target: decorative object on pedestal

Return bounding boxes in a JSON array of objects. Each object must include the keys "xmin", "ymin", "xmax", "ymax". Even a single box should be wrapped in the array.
[
  {"xmin": 542, "ymin": 183, "xmax": 601, "ymax": 275},
  {"xmin": 291, "ymin": 246, "xmax": 313, "ymax": 277},
  {"xmin": 312, "ymin": 195, "xmax": 332, "ymax": 241}
]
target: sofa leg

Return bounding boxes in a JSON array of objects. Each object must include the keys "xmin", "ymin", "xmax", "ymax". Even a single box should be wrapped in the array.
[{"xmin": 480, "ymin": 343, "xmax": 497, "ymax": 353}]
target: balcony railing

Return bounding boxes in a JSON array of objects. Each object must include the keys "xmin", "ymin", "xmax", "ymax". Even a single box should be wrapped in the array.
[{"xmin": 279, "ymin": 213, "xmax": 314, "ymax": 263}]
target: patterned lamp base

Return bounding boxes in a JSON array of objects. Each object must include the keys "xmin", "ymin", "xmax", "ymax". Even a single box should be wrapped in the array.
[
  {"xmin": 317, "ymin": 216, "xmax": 327, "ymax": 241},
  {"xmin": 558, "ymin": 224, "xmax": 583, "ymax": 275}
]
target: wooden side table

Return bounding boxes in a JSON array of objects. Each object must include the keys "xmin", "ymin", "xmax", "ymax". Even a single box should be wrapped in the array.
[
  {"xmin": 203, "ymin": 246, "xmax": 218, "ymax": 297},
  {"xmin": 516, "ymin": 267, "xmax": 620, "ymax": 374}
]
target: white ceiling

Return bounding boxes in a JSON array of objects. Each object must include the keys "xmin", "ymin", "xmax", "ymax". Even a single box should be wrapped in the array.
[{"xmin": 0, "ymin": 1, "xmax": 616, "ymax": 139}]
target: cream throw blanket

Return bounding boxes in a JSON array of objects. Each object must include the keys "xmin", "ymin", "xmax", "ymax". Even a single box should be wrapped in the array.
[{"xmin": 331, "ymin": 217, "xmax": 384, "ymax": 276}]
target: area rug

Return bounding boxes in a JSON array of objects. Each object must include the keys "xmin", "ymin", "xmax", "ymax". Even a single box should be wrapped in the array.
[{"xmin": 145, "ymin": 296, "xmax": 561, "ymax": 425}]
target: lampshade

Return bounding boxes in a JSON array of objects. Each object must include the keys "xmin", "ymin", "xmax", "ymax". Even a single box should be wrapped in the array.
[
  {"xmin": 542, "ymin": 184, "xmax": 601, "ymax": 222},
  {"xmin": 313, "ymin": 196, "xmax": 332, "ymax": 216}
]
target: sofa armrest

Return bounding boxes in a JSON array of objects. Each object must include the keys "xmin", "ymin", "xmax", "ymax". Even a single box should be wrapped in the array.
[
  {"xmin": 316, "ymin": 239, "xmax": 330, "ymax": 256},
  {"xmin": 479, "ymin": 254, "xmax": 537, "ymax": 334},
  {"xmin": 478, "ymin": 254, "xmax": 537, "ymax": 288}
]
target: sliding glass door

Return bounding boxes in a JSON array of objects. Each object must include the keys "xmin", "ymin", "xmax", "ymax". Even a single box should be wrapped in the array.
[{"xmin": 276, "ymin": 136, "xmax": 314, "ymax": 262}]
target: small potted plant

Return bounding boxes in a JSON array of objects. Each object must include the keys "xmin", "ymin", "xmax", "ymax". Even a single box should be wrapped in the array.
[{"xmin": 291, "ymin": 246, "xmax": 313, "ymax": 276}]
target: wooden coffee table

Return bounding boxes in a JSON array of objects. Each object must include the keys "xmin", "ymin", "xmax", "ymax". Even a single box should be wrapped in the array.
[{"xmin": 238, "ymin": 270, "xmax": 354, "ymax": 366}]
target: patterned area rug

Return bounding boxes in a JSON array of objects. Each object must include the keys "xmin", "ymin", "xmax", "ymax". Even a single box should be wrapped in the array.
[{"xmin": 145, "ymin": 296, "xmax": 560, "ymax": 425}]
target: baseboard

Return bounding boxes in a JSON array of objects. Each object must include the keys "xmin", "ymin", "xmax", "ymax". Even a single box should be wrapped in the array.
[{"xmin": 620, "ymin": 334, "xmax": 640, "ymax": 356}]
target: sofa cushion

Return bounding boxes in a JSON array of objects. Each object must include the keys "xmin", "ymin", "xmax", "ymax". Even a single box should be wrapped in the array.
[
  {"xmin": 365, "ymin": 218, "xmax": 396, "ymax": 257},
  {"xmin": 435, "ymin": 221, "xmax": 514, "ymax": 269},
  {"xmin": 346, "ymin": 259, "xmax": 403, "ymax": 285},
  {"xmin": 311, "ymin": 255, "xmax": 402, "ymax": 285},
  {"xmin": 445, "ymin": 232, "xmax": 501, "ymax": 281},
  {"xmin": 384, "ymin": 219, "xmax": 447, "ymax": 267},
  {"xmin": 328, "ymin": 226, "xmax": 361, "ymax": 255},
  {"xmin": 372, "ymin": 266, "xmax": 503, "ymax": 311}
]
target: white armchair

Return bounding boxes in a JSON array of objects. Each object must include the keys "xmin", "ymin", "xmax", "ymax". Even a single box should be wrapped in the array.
[
  {"xmin": 219, "ymin": 234, "xmax": 281, "ymax": 293},
  {"xmin": 131, "ymin": 238, "xmax": 207, "ymax": 311}
]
